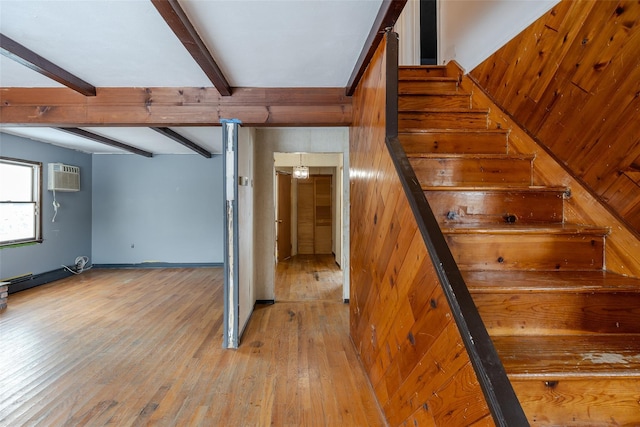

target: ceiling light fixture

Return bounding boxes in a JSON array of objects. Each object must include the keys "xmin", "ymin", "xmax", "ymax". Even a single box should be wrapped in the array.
[{"xmin": 293, "ymin": 153, "xmax": 309, "ymax": 179}]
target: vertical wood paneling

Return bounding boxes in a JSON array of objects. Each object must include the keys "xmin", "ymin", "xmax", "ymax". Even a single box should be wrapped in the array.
[
  {"xmin": 469, "ymin": 0, "xmax": 640, "ymax": 277},
  {"xmin": 350, "ymin": 35, "xmax": 493, "ymax": 426}
]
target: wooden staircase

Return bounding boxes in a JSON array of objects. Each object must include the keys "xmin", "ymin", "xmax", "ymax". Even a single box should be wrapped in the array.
[{"xmin": 398, "ymin": 65, "xmax": 640, "ymax": 426}]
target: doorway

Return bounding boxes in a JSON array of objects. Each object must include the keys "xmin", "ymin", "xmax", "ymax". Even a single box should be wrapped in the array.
[
  {"xmin": 420, "ymin": 0, "xmax": 437, "ymax": 65},
  {"xmin": 273, "ymin": 153, "xmax": 344, "ymax": 302}
]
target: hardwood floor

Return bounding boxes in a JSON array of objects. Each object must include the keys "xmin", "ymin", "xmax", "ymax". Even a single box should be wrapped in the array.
[
  {"xmin": 0, "ymin": 267, "xmax": 384, "ymax": 426},
  {"xmin": 275, "ymin": 255, "xmax": 343, "ymax": 301}
]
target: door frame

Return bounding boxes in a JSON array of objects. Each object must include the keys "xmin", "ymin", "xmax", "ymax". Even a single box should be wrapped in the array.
[{"xmin": 272, "ymin": 152, "xmax": 346, "ymax": 300}]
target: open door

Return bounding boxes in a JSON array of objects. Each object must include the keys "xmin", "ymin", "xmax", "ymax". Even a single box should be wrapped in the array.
[{"xmin": 276, "ymin": 172, "xmax": 292, "ymax": 262}]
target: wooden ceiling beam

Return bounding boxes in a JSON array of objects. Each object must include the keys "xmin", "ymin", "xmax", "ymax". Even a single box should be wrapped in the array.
[
  {"xmin": 151, "ymin": 0, "xmax": 232, "ymax": 96},
  {"xmin": 151, "ymin": 127, "xmax": 212, "ymax": 158},
  {"xmin": 0, "ymin": 87, "xmax": 352, "ymax": 127},
  {"xmin": 346, "ymin": 0, "xmax": 407, "ymax": 96},
  {"xmin": 57, "ymin": 128, "xmax": 153, "ymax": 157},
  {"xmin": 0, "ymin": 33, "xmax": 97, "ymax": 97}
]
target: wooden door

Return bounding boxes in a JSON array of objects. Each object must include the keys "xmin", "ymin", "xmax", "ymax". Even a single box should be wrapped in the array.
[
  {"xmin": 276, "ymin": 172, "xmax": 292, "ymax": 261},
  {"xmin": 297, "ymin": 179, "xmax": 315, "ymax": 255},
  {"xmin": 314, "ymin": 175, "xmax": 332, "ymax": 254},
  {"xmin": 297, "ymin": 175, "xmax": 332, "ymax": 255}
]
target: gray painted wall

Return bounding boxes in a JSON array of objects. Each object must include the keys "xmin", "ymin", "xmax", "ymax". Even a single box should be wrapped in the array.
[
  {"xmin": 0, "ymin": 133, "xmax": 92, "ymax": 280},
  {"xmin": 92, "ymin": 154, "xmax": 223, "ymax": 264}
]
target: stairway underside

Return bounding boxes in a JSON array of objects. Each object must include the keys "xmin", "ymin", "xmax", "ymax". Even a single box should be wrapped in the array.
[{"xmin": 399, "ymin": 65, "xmax": 640, "ymax": 426}]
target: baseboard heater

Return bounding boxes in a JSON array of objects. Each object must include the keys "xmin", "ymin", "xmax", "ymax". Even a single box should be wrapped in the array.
[
  {"xmin": 6, "ymin": 263, "xmax": 223, "ymax": 294},
  {"xmin": 7, "ymin": 268, "xmax": 74, "ymax": 294}
]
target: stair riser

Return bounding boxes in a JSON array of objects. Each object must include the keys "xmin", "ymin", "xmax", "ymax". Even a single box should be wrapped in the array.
[
  {"xmin": 473, "ymin": 292, "xmax": 640, "ymax": 335},
  {"xmin": 399, "ymin": 132, "xmax": 508, "ymax": 155},
  {"xmin": 399, "ymin": 112, "xmax": 488, "ymax": 131},
  {"xmin": 399, "ymin": 67, "xmax": 447, "ymax": 78},
  {"xmin": 511, "ymin": 378, "xmax": 640, "ymax": 426},
  {"xmin": 410, "ymin": 157, "xmax": 533, "ymax": 186},
  {"xmin": 399, "ymin": 95, "xmax": 471, "ymax": 110},
  {"xmin": 399, "ymin": 80, "xmax": 458, "ymax": 93},
  {"xmin": 426, "ymin": 190, "xmax": 564, "ymax": 225},
  {"xmin": 446, "ymin": 234, "xmax": 605, "ymax": 271}
]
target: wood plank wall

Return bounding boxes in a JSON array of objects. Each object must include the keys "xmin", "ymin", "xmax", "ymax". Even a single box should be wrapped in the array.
[
  {"xmin": 349, "ymin": 35, "xmax": 494, "ymax": 426},
  {"xmin": 470, "ymin": 0, "xmax": 640, "ymax": 240}
]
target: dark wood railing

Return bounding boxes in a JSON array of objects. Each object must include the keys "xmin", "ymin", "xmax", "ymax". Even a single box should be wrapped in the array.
[{"xmin": 383, "ymin": 31, "xmax": 528, "ymax": 426}]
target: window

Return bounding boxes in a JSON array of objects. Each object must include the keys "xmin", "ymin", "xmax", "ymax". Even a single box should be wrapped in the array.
[{"xmin": 0, "ymin": 157, "xmax": 42, "ymax": 246}]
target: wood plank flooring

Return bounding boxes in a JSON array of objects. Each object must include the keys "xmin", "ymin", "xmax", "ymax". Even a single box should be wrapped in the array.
[
  {"xmin": 275, "ymin": 255, "xmax": 342, "ymax": 302},
  {"xmin": 0, "ymin": 267, "xmax": 384, "ymax": 426}
]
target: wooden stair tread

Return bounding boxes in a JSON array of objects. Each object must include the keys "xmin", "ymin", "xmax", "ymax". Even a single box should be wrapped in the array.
[
  {"xmin": 464, "ymin": 270, "xmax": 640, "ymax": 293},
  {"xmin": 441, "ymin": 223, "xmax": 610, "ymax": 235},
  {"xmin": 400, "ymin": 108, "xmax": 486, "ymax": 113},
  {"xmin": 399, "ymin": 128, "xmax": 508, "ymax": 135},
  {"xmin": 399, "ymin": 76, "xmax": 459, "ymax": 82},
  {"xmin": 398, "ymin": 127, "xmax": 509, "ymax": 136},
  {"xmin": 424, "ymin": 185, "xmax": 567, "ymax": 193},
  {"xmin": 492, "ymin": 334, "xmax": 640, "ymax": 378},
  {"xmin": 399, "ymin": 92, "xmax": 469, "ymax": 97},
  {"xmin": 399, "ymin": 65, "xmax": 447, "ymax": 71},
  {"xmin": 408, "ymin": 153, "xmax": 534, "ymax": 160}
]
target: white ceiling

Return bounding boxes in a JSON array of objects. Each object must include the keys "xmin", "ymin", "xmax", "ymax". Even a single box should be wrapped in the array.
[
  {"xmin": 0, "ymin": 126, "xmax": 222, "ymax": 155},
  {"xmin": 0, "ymin": 0, "xmax": 383, "ymax": 155}
]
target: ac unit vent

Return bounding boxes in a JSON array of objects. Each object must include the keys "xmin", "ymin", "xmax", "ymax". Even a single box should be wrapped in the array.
[{"xmin": 48, "ymin": 163, "xmax": 80, "ymax": 192}]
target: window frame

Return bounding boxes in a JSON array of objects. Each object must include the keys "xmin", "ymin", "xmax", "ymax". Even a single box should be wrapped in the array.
[{"xmin": 0, "ymin": 156, "xmax": 43, "ymax": 247}]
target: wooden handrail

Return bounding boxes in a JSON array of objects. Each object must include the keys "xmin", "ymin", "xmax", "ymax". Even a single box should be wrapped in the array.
[{"xmin": 382, "ymin": 30, "xmax": 529, "ymax": 427}]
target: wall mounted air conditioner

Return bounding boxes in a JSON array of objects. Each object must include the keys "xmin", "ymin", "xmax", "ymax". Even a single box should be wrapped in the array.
[{"xmin": 48, "ymin": 163, "xmax": 80, "ymax": 192}]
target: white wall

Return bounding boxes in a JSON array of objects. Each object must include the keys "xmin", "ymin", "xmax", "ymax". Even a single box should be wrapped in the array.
[
  {"xmin": 438, "ymin": 0, "xmax": 560, "ymax": 71},
  {"xmin": 395, "ymin": 0, "xmax": 421, "ymax": 66},
  {"xmin": 254, "ymin": 128, "xmax": 350, "ymax": 301},
  {"xmin": 238, "ymin": 127, "xmax": 255, "ymax": 335}
]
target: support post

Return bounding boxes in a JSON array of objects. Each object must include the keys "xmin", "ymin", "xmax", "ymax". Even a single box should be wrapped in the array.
[{"xmin": 221, "ymin": 118, "xmax": 241, "ymax": 348}]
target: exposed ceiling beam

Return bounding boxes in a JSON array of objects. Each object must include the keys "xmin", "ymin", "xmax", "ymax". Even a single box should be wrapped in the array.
[
  {"xmin": 0, "ymin": 33, "xmax": 97, "ymax": 97},
  {"xmin": 1, "ymin": 87, "xmax": 352, "ymax": 127},
  {"xmin": 57, "ymin": 128, "xmax": 153, "ymax": 157},
  {"xmin": 151, "ymin": 0, "xmax": 232, "ymax": 96},
  {"xmin": 345, "ymin": 0, "xmax": 407, "ymax": 96},
  {"xmin": 151, "ymin": 127, "xmax": 212, "ymax": 158}
]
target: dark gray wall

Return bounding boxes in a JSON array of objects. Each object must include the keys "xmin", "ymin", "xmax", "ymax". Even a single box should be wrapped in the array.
[
  {"xmin": 91, "ymin": 154, "xmax": 223, "ymax": 264},
  {"xmin": 0, "ymin": 133, "xmax": 92, "ymax": 280}
]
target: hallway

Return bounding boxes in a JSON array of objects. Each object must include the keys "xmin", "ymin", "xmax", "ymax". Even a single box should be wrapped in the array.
[{"xmin": 275, "ymin": 254, "xmax": 343, "ymax": 302}]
